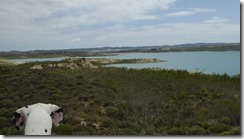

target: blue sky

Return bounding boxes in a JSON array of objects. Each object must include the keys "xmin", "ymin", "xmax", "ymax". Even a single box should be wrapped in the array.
[{"xmin": 0, "ymin": 0, "xmax": 240, "ymax": 51}]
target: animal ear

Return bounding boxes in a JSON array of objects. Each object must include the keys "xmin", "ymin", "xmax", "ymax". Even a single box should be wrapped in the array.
[
  {"xmin": 51, "ymin": 107, "xmax": 63, "ymax": 126},
  {"xmin": 13, "ymin": 109, "xmax": 26, "ymax": 132}
]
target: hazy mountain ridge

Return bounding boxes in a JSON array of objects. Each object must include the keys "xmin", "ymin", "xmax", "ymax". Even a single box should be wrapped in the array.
[{"xmin": 0, "ymin": 43, "xmax": 240, "ymax": 59}]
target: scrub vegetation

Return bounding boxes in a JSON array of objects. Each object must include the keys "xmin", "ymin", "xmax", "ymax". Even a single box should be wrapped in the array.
[{"xmin": 0, "ymin": 59, "xmax": 240, "ymax": 135}]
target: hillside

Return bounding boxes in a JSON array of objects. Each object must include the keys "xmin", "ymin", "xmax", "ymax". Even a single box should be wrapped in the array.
[{"xmin": 0, "ymin": 59, "xmax": 240, "ymax": 135}]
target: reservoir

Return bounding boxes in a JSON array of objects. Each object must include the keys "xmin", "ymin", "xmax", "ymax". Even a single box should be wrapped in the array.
[
  {"xmin": 97, "ymin": 51, "xmax": 240, "ymax": 76},
  {"xmin": 9, "ymin": 51, "xmax": 240, "ymax": 76}
]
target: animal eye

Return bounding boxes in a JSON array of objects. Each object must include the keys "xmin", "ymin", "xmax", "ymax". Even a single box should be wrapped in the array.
[{"xmin": 45, "ymin": 129, "xmax": 48, "ymax": 133}]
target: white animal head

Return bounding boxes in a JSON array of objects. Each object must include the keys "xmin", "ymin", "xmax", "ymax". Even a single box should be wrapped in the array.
[{"xmin": 13, "ymin": 103, "xmax": 63, "ymax": 135}]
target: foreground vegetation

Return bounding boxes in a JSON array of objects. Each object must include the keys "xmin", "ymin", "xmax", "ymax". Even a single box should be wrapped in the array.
[{"xmin": 0, "ymin": 59, "xmax": 240, "ymax": 135}]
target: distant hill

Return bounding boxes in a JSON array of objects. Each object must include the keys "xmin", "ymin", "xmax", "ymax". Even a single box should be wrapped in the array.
[
  {"xmin": 86, "ymin": 42, "xmax": 240, "ymax": 53},
  {"xmin": 0, "ymin": 42, "xmax": 240, "ymax": 59}
]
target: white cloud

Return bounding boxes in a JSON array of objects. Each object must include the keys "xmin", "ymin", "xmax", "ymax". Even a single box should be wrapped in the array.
[
  {"xmin": 71, "ymin": 37, "xmax": 81, "ymax": 42},
  {"xmin": 0, "ymin": 0, "xmax": 239, "ymax": 51},
  {"xmin": 166, "ymin": 8, "xmax": 216, "ymax": 17},
  {"xmin": 192, "ymin": 8, "xmax": 216, "ymax": 12},
  {"xmin": 0, "ymin": 0, "xmax": 177, "ymax": 44},
  {"xmin": 203, "ymin": 17, "xmax": 229, "ymax": 23},
  {"xmin": 0, "ymin": 0, "xmax": 176, "ymax": 26},
  {"xmin": 61, "ymin": 21, "xmax": 239, "ymax": 48},
  {"xmin": 166, "ymin": 11, "xmax": 195, "ymax": 17},
  {"xmin": 0, "ymin": 20, "xmax": 239, "ymax": 51}
]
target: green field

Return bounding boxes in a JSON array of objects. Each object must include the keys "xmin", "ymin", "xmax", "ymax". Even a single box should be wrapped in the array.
[{"xmin": 0, "ymin": 60, "xmax": 240, "ymax": 135}]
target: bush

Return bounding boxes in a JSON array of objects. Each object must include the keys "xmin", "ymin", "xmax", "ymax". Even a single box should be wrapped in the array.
[
  {"xmin": 89, "ymin": 101, "xmax": 96, "ymax": 107},
  {"xmin": 201, "ymin": 122, "xmax": 210, "ymax": 130},
  {"xmin": 208, "ymin": 123, "xmax": 231, "ymax": 134},
  {"xmin": 0, "ymin": 108, "xmax": 9, "ymax": 117},
  {"xmin": 117, "ymin": 128, "xmax": 135, "ymax": 135},
  {"xmin": 221, "ymin": 127, "xmax": 240, "ymax": 135},
  {"xmin": 117, "ymin": 121, "xmax": 141, "ymax": 133},
  {"xmin": 65, "ymin": 116, "xmax": 82, "ymax": 125},
  {"xmin": 188, "ymin": 126, "xmax": 206, "ymax": 135},
  {"xmin": 219, "ymin": 117, "xmax": 231, "ymax": 125},
  {"xmin": 0, "ymin": 99, "xmax": 14, "ymax": 107},
  {"xmin": 55, "ymin": 124, "xmax": 73, "ymax": 135},
  {"xmin": 73, "ymin": 125, "xmax": 84, "ymax": 133},
  {"xmin": 0, "ymin": 117, "xmax": 10, "ymax": 130},
  {"xmin": 101, "ymin": 118, "xmax": 113, "ymax": 128},
  {"xmin": 1, "ymin": 127, "xmax": 19, "ymax": 135},
  {"xmin": 167, "ymin": 127, "xmax": 185, "ymax": 135},
  {"xmin": 83, "ymin": 106, "xmax": 98, "ymax": 115},
  {"xmin": 106, "ymin": 106, "xmax": 119, "ymax": 118}
]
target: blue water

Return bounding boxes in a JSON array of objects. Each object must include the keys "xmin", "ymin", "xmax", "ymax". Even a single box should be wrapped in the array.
[
  {"xmin": 9, "ymin": 57, "xmax": 68, "ymax": 63},
  {"xmin": 100, "ymin": 51, "xmax": 240, "ymax": 76},
  {"xmin": 9, "ymin": 51, "xmax": 240, "ymax": 76}
]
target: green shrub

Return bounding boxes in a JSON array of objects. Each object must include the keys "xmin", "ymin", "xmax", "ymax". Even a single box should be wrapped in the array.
[
  {"xmin": 83, "ymin": 106, "xmax": 98, "ymax": 115},
  {"xmin": 167, "ymin": 127, "xmax": 185, "ymax": 135},
  {"xmin": 79, "ymin": 96, "xmax": 89, "ymax": 101},
  {"xmin": 101, "ymin": 118, "xmax": 113, "ymax": 128},
  {"xmin": 188, "ymin": 126, "xmax": 206, "ymax": 135},
  {"xmin": 0, "ymin": 108, "xmax": 9, "ymax": 117},
  {"xmin": 208, "ymin": 123, "xmax": 231, "ymax": 134},
  {"xmin": 221, "ymin": 127, "xmax": 240, "ymax": 135},
  {"xmin": 0, "ymin": 99, "xmax": 14, "ymax": 107},
  {"xmin": 85, "ymin": 114, "xmax": 99, "ymax": 123},
  {"xmin": 201, "ymin": 122, "xmax": 210, "ymax": 130},
  {"xmin": 1, "ymin": 127, "xmax": 19, "ymax": 135},
  {"xmin": 0, "ymin": 117, "xmax": 11, "ymax": 130},
  {"xmin": 89, "ymin": 101, "xmax": 96, "ymax": 107},
  {"xmin": 65, "ymin": 116, "xmax": 82, "ymax": 125},
  {"xmin": 73, "ymin": 125, "xmax": 84, "ymax": 133},
  {"xmin": 51, "ymin": 93, "xmax": 62, "ymax": 100},
  {"xmin": 55, "ymin": 124, "xmax": 73, "ymax": 135},
  {"xmin": 117, "ymin": 128, "xmax": 135, "ymax": 135},
  {"xmin": 106, "ymin": 106, "xmax": 119, "ymax": 118},
  {"xmin": 219, "ymin": 117, "xmax": 231, "ymax": 125},
  {"xmin": 117, "ymin": 121, "xmax": 141, "ymax": 133},
  {"xmin": 145, "ymin": 125, "xmax": 156, "ymax": 135}
]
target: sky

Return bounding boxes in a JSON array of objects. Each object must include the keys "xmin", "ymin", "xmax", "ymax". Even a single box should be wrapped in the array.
[{"xmin": 0, "ymin": 0, "xmax": 240, "ymax": 51}]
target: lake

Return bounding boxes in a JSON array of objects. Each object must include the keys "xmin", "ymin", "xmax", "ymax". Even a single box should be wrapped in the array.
[
  {"xmin": 95, "ymin": 51, "xmax": 240, "ymax": 76},
  {"xmin": 9, "ymin": 51, "xmax": 240, "ymax": 76}
]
